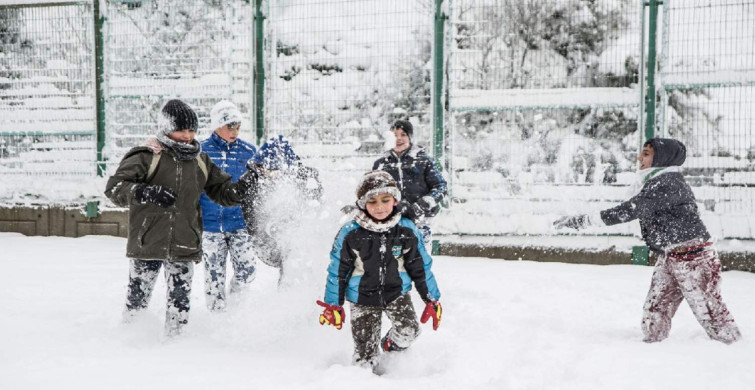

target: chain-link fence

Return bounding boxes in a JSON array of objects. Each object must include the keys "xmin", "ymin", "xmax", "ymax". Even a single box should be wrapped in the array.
[
  {"xmin": 264, "ymin": 0, "xmax": 434, "ymax": 175},
  {"xmin": 0, "ymin": 2, "xmax": 96, "ymax": 177},
  {"xmin": 441, "ymin": 0, "xmax": 643, "ymax": 236},
  {"xmin": 659, "ymin": 0, "xmax": 755, "ymax": 221},
  {"xmin": 0, "ymin": 0, "xmax": 754, "ymax": 238},
  {"xmin": 103, "ymin": 0, "xmax": 254, "ymax": 169}
]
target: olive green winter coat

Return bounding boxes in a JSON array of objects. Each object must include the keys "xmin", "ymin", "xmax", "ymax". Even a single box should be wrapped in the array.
[{"xmin": 105, "ymin": 146, "xmax": 242, "ymax": 262}]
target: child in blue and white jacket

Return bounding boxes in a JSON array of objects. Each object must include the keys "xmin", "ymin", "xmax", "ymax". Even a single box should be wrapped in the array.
[
  {"xmin": 317, "ymin": 170, "xmax": 443, "ymax": 371},
  {"xmin": 199, "ymin": 100, "xmax": 258, "ymax": 311}
]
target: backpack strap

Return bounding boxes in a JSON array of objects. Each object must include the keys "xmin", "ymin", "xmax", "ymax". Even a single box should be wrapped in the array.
[
  {"xmin": 146, "ymin": 153, "xmax": 161, "ymax": 182},
  {"xmin": 195, "ymin": 155, "xmax": 208, "ymax": 179},
  {"xmin": 145, "ymin": 152, "xmax": 208, "ymax": 182}
]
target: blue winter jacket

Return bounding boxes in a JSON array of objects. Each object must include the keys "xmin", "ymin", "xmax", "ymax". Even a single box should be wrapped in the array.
[{"xmin": 199, "ymin": 132, "xmax": 257, "ymax": 233}]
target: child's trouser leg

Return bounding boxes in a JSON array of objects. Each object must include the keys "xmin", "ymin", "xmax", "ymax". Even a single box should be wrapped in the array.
[
  {"xmin": 164, "ymin": 260, "xmax": 194, "ymax": 337},
  {"xmin": 641, "ymin": 255, "xmax": 684, "ymax": 342},
  {"xmin": 228, "ymin": 229, "xmax": 256, "ymax": 294},
  {"xmin": 669, "ymin": 249, "xmax": 741, "ymax": 344},
  {"xmin": 383, "ymin": 293, "xmax": 421, "ymax": 349},
  {"xmin": 125, "ymin": 259, "xmax": 162, "ymax": 314},
  {"xmin": 350, "ymin": 303, "xmax": 382, "ymax": 367},
  {"xmin": 203, "ymin": 232, "xmax": 229, "ymax": 311}
]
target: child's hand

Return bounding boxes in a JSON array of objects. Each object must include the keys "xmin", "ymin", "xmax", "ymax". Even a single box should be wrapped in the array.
[
  {"xmin": 316, "ymin": 300, "xmax": 345, "ymax": 330},
  {"xmin": 420, "ymin": 301, "xmax": 442, "ymax": 330}
]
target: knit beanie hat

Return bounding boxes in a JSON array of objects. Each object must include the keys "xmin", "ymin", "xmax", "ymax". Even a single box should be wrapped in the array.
[
  {"xmin": 391, "ymin": 119, "xmax": 413, "ymax": 139},
  {"xmin": 356, "ymin": 170, "xmax": 402, "ymax": 209},
  {"xmin": 210, "ymin": 100, "xmax": 243, "ymax": 130},
  {"xmin": 158, "ymin": 99, "xmax": 198, "ymax": 135}
]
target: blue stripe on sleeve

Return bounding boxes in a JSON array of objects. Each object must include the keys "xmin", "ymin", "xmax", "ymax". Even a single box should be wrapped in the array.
[
  {"xmin": 399, "ymin": 218, "xmax": 441, "ymax": 301},
  {"xmin": 324, "ymin": 221, "xmax": 359, "ymax": 305}
]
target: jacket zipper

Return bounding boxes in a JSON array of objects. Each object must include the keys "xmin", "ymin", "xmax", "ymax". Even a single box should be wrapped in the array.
[
  {"xmin": 393, "ymin": 151, "xmax": 404, "ymax": 192},
  {"xmin": 378, "ymin": 233, "xmax": 387, "ymax": 307}
]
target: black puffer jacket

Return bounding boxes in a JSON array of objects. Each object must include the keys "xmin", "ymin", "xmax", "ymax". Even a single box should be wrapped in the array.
[
  {"xmin": 600, "ymin": 138, "xmax": 710, "ymax": 254},
  {"xmin": 323, "ymin": 216, "xmax": 441, "ymax": 307},
  {"xmin": 372, "ymin": 145, "xmax": 447, "ymax": 218}
]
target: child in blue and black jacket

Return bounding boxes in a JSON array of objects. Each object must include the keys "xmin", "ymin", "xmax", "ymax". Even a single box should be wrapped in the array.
[
  {"xmin": 317, "ymin": 170, "xmax": 443, "ymax": 371},
  {"xmin": 555, "ymin": 138, "xmax": 740, "ymax": 344}
]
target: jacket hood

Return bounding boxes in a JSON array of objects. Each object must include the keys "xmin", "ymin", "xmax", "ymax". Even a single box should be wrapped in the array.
[{"xmin": 646, "ymin": 138, "xmax": 686, "ymax": 167}]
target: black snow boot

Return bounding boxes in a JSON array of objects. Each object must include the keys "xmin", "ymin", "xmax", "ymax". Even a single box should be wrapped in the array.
[{"xmin": 381, "ymin": 334, "xmax": 407, "ymax": 352}]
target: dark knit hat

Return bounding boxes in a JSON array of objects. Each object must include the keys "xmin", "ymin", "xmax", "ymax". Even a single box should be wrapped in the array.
[
  {"xmin": 356, "ymin": 170, "xmax": 402, "ymax": 209},
  {"xmin": 158, "ymin": 99, "xmax": 198, "ymax": 135},
  {"xmin": 391, "ymin": 119, "xmax": 413, "ymax": 139}
]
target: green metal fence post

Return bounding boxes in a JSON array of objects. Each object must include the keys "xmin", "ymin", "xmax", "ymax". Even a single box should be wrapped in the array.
[
  {"xmin": 644, "ymin": 0, "xmax": 661, "ymax": 141},
  {"xmin": 253, "ymin": 0, "xmax": 266, "ymax": 145},
  {"xmin": 93, "ymin": 0, "xmax": 106, "ymax": 176},
  {"xmin": 432, "ymin": 0, "xmax": 446, "ymax": 168}
]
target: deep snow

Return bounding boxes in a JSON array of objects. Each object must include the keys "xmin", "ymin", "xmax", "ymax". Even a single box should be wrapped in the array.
[{"xmin": 1, "ymin": 233, "xmax": 754, "ymax": 390}]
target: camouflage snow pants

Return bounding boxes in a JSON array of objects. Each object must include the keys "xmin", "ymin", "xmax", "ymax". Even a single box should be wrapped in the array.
[
  {"xmin": 641, "ymin": 246, "xmax": 741, "ymax": 344},
  {"xmin": 350, "ymin": 293, "xmax": 421, "ymax": 367},
  {"xmin": 202, "ymin": 230, "xmax": 257, "ymax": 311},
  {"xmin": 124, "ymin": 259, "xmax": 193, "ymax": 337}
]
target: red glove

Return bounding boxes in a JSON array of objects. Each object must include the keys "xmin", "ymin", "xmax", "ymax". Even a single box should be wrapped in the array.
[
  {"xmin": 316, "ymin": 300, "xmax": 345, "ymax": 330},
  {"xmin": 420, "ymin": 301, "xmax": 442, "ymax": 330}
]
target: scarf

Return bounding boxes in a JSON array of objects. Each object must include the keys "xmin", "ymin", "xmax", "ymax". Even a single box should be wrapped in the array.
[
  {"xmin": 156, "ymin": 133, "xmax": 202, "ymax": 161},
  {"xmin": 354, "ymin": 209, "xmax": 402, "ymax": 233},
  {"xmin": 627, "ymin": 166, "xmax": 682, "ymax": 197}
]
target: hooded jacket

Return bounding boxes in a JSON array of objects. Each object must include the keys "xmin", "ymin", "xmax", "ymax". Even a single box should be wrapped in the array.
[
  {"xmin": 323, "ymin": 214, "xmax": 441, "ymax": 307},
  {"xmin": 199, "ymin": 132, "xmax": 257, "ymax": 233},
  {"xmin": 372, "ymin": 145, "xmax": 447, "ymax": 218},
  {"xmin": 599, "ymin": 138, "xmax": 710, "ymax": 253},
  {"xmin": 105, "ymin": 146, "xmax": 242, "ymax": 261}
]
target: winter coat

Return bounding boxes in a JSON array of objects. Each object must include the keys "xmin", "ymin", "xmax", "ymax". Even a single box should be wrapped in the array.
[
  {"xmin": 600, "ymin": 173, "xmax": 710, "ymax": 254},
  {"xmin": 105, "ymin": 146, "xmax": 242, "ymax": 262},
  {"xmin": 199, "ymin": 133, "xmax": 257, "ymax": 233},
  {"xmin": 372, "ymin": 145, "xmax": 447, "ymax": 218},
  {"xmin": 323, "ymin": 216, "xmax": 441, "ymax": 307},
  {"xmin": 241, "ymin": 164, "xmax": 322, "ymax": 235}
]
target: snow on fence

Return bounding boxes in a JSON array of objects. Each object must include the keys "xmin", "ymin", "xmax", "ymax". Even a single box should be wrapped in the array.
[{"xmin": 0, "ymin": 0, "xmax": 754, "ymax": 240}]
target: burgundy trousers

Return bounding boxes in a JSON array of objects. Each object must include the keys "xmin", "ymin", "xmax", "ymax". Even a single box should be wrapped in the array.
[{"xmin": 641, "ymin": 246, "xmax": 741, "ymax": 344}]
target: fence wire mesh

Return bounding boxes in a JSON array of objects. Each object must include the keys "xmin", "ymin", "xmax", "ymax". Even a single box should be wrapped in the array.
[
  {"xmin": 442, "ymin": 0, "xmax": 643, "ymax": 236},
  {"xmin": 264, "ymin": 0, "xmax": 434, "ymax": 165},
  {"xmin": 103, "ymin": 0, "xmax": 253, "ymax": 170},
  {"xmin": 660, "ymin": 0, "xmax": 755, "ymax": 222},
  {"xmin": 0, "ymin": 2, "xmax": 96, "ymax": 176}
]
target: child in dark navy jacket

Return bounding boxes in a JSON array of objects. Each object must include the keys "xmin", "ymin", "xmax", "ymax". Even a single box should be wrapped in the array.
[
  {"xmin": 373, "ymin": 120, "xmax": 447, "ymax": 243},
  {"xmin": 318, "ymin": 170, "xmax": 442, "ymax": 371},
  {"xmin": 199, "ymin": 100, "xmax": 258, "ymax": 312},
  {"xmin": 555, "ymin": 138, "xmax": 740, "ymax": 344}
]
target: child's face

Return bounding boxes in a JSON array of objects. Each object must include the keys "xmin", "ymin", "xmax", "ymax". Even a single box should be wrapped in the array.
[
  {"xmin": 391, "ymin": 128, "xmax": 410, "ymax": 153},
  {"xmin": 168, "ymin": 129, "xmax": 196, "ymax": 144},
  {"xmin": 365, "ymin": 193, "xmax": 398, "ymax": 220},
  {"xmin": 215, "ymin": 122, "xmax": 240, "ymax": 143},
  {"xmin": 638, "ymin": 145, "xmax": 654, "ymax": 169}
]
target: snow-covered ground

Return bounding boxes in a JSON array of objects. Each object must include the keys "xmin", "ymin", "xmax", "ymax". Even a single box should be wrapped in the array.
[{"xmin": 1, "ymin": 233, "xmax": 754, "ymax": 390}]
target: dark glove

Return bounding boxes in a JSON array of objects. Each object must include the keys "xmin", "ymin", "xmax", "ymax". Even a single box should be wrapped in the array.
[
  {"xmin": 134, "ymin": 184, "xmax": 176, "ymax": 207},
  {"xmin": 397, "ymin": 200, "xmax": 414, "ymax": 218},
  {"xmin": 340, "ymin": 204, "xmax": 358, "ymax": 215},
  {"xmin": 553, "ymin": 215, "xmax": 590, "ymax": 230},
  {"xmin": 316, "ymin": 300, "xmax": 345, "ymax": 330},
  {"xmin": 237, "ymin": 165, "xmax": 259, "ymax": 196},
  {"xmin": 420, "ymin": 301, "xmax": 442, "ymax": 331},
  {"xmin": 410, "ymin": 196, "xmax": 437, "ymax": 219}
]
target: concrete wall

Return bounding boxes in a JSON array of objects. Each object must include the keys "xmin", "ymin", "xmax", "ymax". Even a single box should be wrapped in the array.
[
  {"xmin": 0, "ymin": 206, "xmax": 128, "ymax": 238},
  {"xmin": 437, "ymin": 242, "xmax": 755, "ymax": 272}
]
